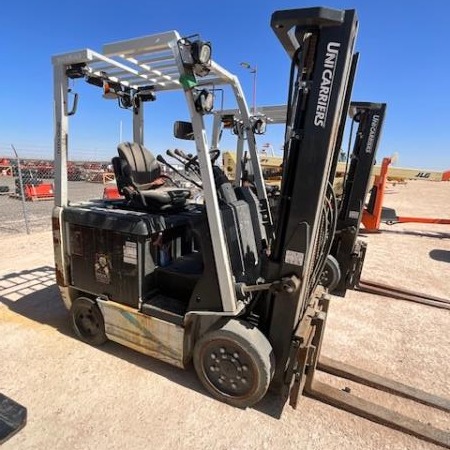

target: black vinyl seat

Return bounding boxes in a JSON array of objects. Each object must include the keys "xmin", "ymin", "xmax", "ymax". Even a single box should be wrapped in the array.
[{"xmin": 113, "ymin": 142, "xmax": 190, "ymax": 210}]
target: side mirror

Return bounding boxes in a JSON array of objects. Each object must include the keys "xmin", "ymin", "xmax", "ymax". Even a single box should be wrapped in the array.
[{"xmin": 174, "ymin": 121, "xmax": 195, "ymax": 140}]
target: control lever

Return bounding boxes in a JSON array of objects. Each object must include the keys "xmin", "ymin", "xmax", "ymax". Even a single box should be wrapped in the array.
[
  {"xmin": 173, "ymin": 149, "xmax": 200, "ymax": 176},
  {"xmin": 174, "ymin": 148, "xmax": 190, "ymax": 161},
  {"xmin": 174, "ymin": 149, "xmax": 200, "ymax": 168},
  {"xmin": 183, "ymin": 152, "xmax": 199, "ymax": 171},
  {"xmin": 167, "ymin": 149, "xmax": 187, "ymax": 165},
  {"xmin": 156, "ymin": 154, "xmax": 202, "ymax": 189},
  {"xmin": 167, "ymin": 149, "xmax": 201, "ymax": 180}
]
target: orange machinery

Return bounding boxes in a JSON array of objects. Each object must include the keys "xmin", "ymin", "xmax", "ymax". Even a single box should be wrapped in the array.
[
  {"xmin": 103, "ymin": 183, "xmax": 122, "ymax": 200},
  {"xmin": 13, "ymin": 169, "xmax": 54, "ymax": 201},
  {"xmin": 23, "ymin": 183, "xmax": 54, "ymax": 201},
  {"xmin": 362, "ymin": 157, "xmax": 450, "ymax": 232}
]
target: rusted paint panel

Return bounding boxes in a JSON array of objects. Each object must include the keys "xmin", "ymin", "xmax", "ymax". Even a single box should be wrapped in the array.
[
  {"xmin": 58, "ymin": 286, "xmax": 72, "ymax": 310},
  {"xmin": 52, "ymin": 215, "xmax": 60, "ymax": 238},
  {"xmin": 52, "ymin": 207, "xmax": 72, "ymax": 310},
  {"xmin": 97, "ymin": 300, "xmax": 185, "ymax": 368},
  {"xmin": 54, "ymin": 266, "xmax": 65, "ymax": 288}
]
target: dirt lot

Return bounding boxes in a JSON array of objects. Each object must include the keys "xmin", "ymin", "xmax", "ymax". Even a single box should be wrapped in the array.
[
  {"xmin": 1, "ymin": 180, "xmax": 449, "ymax": 449},
  {"xmin": 0, "ymin": 180, "xmax": 105, "ymax": 235}
]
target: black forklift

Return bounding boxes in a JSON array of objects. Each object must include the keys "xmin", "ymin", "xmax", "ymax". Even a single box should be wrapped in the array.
[
  {"xmin": 52, "ymin": 7, "xmax": 450, "ymax": 447},
  {"xmin": 208, "ymin": 98, "xmax": 388, "ymax": 299},
  {"xmin": 326, "ymin": 101, "xmax": 387, "ymax": 295}
]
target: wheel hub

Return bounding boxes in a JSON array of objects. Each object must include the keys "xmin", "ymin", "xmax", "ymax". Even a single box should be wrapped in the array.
[
  {"xmin": 219, "ymin": 360, "xmax": 238, "ymax": 378},
  {"xmin": 203, "ymin": 344, "xmax": 254, "ymax": 396},
  {"xmin": 76, "ymin": 308, "xmax": 100, "ymax": 336}
]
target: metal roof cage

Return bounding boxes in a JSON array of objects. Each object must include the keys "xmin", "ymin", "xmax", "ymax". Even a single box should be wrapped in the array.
[{"xmin": 52, "ymin": 30, "xmax": 237, "ymax": 92}]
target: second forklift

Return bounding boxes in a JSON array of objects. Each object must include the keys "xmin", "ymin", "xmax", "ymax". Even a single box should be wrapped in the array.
[{"xmin": 210, "ymin": 100, "xmax": 388, "ymax": 296}]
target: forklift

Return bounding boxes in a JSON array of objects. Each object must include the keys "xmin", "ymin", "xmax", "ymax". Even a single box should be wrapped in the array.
[
  {"xmin": 210, "ymin": 100, "xmax": 388, "ymax": 297},
  {"xmin": 53, "ymin": 4, "xmax": 357, "ymax": 407},
  {"xmin": 213, "ymin": 101, "xmax": 450, "ymax": 313},
  {"xmin": 52, "ymin": 7, "xmax": 450, "ymax": 447},
  {"xmin": 327, "ymin": 101, "xmax": 387, "ymax": 295}
]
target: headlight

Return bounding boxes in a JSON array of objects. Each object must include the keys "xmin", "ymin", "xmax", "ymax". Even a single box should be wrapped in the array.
[
  {"xmin": 178, "ymin": 37, "xmax": 212, "ymax": 77},
  {"xmin": 191, "ymin": 40, "xmax": 211, "ymax": 65}
]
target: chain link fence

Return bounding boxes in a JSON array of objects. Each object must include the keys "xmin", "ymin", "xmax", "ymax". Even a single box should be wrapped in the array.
[
  {"xmin": 0, "ymin": 145, "xmax": 113, "ymax": 235},
  {"xmin": 0, "ymin": 145, "xmax": 195, "ymax": 235}
]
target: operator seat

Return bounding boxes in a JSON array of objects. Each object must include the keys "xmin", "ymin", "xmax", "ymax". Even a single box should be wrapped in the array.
[{"xmin": 112, "ymin": 142, "xmax": 190, "ymax": 210}]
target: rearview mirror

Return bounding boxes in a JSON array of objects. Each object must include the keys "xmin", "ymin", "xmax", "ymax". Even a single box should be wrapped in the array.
[{"xmin": 174, "ymin": 121, "xmax": 195, "ymax": 140}]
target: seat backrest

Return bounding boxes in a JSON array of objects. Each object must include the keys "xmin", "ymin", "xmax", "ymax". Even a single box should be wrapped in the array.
[
  {"xmin": 116, "ymin": 142, "xmax": 161, "ymax": 188},
  {"xmin": 111, "ymin": 156, "xmax": 127, "ymax": 194}
]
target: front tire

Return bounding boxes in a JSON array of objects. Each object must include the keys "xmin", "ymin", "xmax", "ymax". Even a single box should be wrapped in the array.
[
  {"xmin": 70, "ymin": 297, "xmax": 107, "ymax": 346},
  {"xmin": 193, "ymin": 319, "xmax": 275, "ymax": 408},
  {"xmin": 320, "ymin": 254, "xmax": 341, "ymax": 292}
]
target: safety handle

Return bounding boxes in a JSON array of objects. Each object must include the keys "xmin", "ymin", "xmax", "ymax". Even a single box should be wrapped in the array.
[{"xmin": 67, "ymin": 90, "xmax": 79, "ymax": 116}]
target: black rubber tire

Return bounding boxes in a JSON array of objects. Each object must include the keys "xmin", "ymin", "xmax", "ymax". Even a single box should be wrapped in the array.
[
  {"xmin": 320, "ymin": 254, "xmax": 341, "ymax": 292},
  {"xmin": 193, "ymin": 319, "xmax": 275, "ymax": 408},
  {"xmin": 70, "ymin": 297, "xmax": 107, "ymax": 346}
]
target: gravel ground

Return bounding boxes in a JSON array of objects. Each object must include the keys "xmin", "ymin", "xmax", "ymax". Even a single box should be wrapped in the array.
[
  {"xmin": 0, "ymin": 180, "xmax": 449, "ymax": 449},
  {"xmin": 0, "ymin": 179, "xmax": 105, "ymax": 235}
]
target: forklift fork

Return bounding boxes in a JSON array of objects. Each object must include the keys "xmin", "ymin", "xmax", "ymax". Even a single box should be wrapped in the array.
[
  {"xmin": 357, "ymin": 279, "xmax": 450, "ymax": 310},
  {"xmin": 289, "ymin": 296, "xmax": 450, "ymax": 449}
]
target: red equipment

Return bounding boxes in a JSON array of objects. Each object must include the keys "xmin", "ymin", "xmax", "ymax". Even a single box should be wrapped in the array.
[
  {"xmin": 103, "ymin": 184, "xmax": 122, "ymax": 200},
  {"xmin": 24, "ymin": 183, "xmax": 54, "ymax": 201}
]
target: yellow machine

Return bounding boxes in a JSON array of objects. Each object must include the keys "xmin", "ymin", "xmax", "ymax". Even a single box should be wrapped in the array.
[
  {"xmin": 223, "ymin": 151, "xmax": 345, "ymax": 194},
  {"xmin": 223, "ymin": 151, "xmax": 450, "ymax": 186},
  {"xmin": 223, "ymin": 151, "xmax": 282, "ymax": 185}
]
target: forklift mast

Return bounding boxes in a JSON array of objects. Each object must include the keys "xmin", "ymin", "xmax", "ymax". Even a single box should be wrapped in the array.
[
  {"xmin": 331, "ymin": 101, "xmax": 387, "ymax": 295},
  {"xmin": 212, "ymin": 100, "xmax": 387, "ymax": 298},
  {"xmin": 338, "ymin": 102, "xmax": 387, "ymax": 227},
  {"xmin": 265, "ymin": 7, "xmax": 358, "ymax": 388}
]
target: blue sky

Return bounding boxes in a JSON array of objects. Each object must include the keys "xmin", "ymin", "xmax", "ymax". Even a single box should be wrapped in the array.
[{"xmin": 1, "ymin": 0, "xmax": 449, "ymax": 170}]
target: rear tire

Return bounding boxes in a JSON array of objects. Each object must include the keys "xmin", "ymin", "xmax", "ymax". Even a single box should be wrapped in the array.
[
  {"xmin": 193, "ymin": 319, "xmax": 275, "ymax": 408},
  {"xmin": 70, "ymin": 297, "xmax": 107, "ymax": 346}
]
